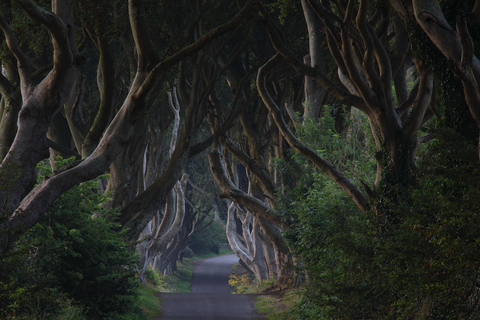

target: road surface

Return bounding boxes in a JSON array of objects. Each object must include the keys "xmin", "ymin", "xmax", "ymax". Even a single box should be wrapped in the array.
[{"xmin": 154, "ymin": 254, "xmax": 263, "ymax": 320}]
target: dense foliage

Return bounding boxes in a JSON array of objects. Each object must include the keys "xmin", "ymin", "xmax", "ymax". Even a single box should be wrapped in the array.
[
  {"xmin": 283, "ymin": 112, "xmax": 480, "ymax": 318},
  {"xmin": 0, "ymin": 160, "xmax": 139, "ymax": 319}
]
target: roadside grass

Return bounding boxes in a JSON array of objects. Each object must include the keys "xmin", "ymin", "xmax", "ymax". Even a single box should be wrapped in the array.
[
  {"xmin": 135, "ymin": 285, "xmax": 163, "ymax": 319},
  {"xmin": 254, "ymin": 290, "xmax": 300, "ymax": 320},
  {"xmin": 115, "ymin": 285, "xmax": 162, "ymax": 320},
  {"xmin": 169, "ymin": 248, "xmax": 234, "ymax": 292},
  {"xmin": 37, "ymin": 250, "xmax": 235, "ymax": 319},
  {"xmin": 228, "ymin": 263, "xmax": 275, "ymax": 295},
  {"xmin": 229, "ymin": 262, "xmax": 300, "ymax": 319},
  {"xmin": 229, "ymin": 273, "xmax": 275, "ymax": 294},
  {"xmin": 168, "ymin": 258, "xmax": 194, "ymax": 293},
  {"xmin": 49, "ymin": 283, "xmax": 162, "ymax": 320}
]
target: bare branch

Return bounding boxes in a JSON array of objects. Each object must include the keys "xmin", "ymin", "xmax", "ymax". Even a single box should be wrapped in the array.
[
  {"xmin": 257, "ymin": 8, "xmax": 366, "ymax": 111},
  {"xmin": 222, "ymin": 137, "xmax": 277, "ymax": 203},
  {"xmin": 208, "ymin": 149, "xmax": 283, "ymax": 226},
  {"xmin": 404, "ymin": 62, "xmax": 433, "ymax": 138},
  {"xmin": 0, "ymin": 73, "xmax": 16, "ymax": 97},
  {"xmin": 257, "ymin": 54, "xmax": 369, "ymax": 213},
  {"xmin": 339, "ymin": 1, "xmax": 380, "ymax": 114},
  {"xmin": 357, "ymin": 0, "xmax": 383, "ymax": 99},
  {"xmin": 397, "ymin": 81, "xmax": 419, "ymax": 119},
  {"xmin": 413, "ymin": 0, "xmax": 480, "ymax": 82},
  {"xmin": 134, "ymin": 0, "xmax": 258, "ymax": 101},
  {"xmin": 0, "ymin": 13, "xmax": 32, "ymax": 91},
  {"xmin": 450, "ymin": 17, "xmax": 480, "ymax": 128},
  {"xmin": 129, "ymin": 0, "xmax": 159, "ymax": 70},
  {"xmin": 15, "ymin": 0, "xmax": 73, "ymax": 73}
]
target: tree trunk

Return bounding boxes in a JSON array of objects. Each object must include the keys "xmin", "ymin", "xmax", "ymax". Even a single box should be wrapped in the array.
[{"xmin": 301, "ymin": 0, "xmax": 327, "ymax": 121}]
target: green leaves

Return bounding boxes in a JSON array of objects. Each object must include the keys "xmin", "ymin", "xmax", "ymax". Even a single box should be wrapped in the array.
[
  {"xmin": 0, "ymin": 161, "xmax": 139, "ymax": 319},
  {"xmin": 280, "ymin": 112, "xmax": 480, "ymax": 318}
]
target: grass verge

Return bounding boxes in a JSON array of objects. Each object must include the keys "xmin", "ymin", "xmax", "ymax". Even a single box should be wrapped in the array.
[
  {"xmin": 136, "ymin": 285, "xmax": 163, "ymax": 318},
  {"xmin": 254, "ymin": 289, "xmax": 300, "ymax": 320},
  {"xmin": 127, "ymin": 249, "xmax": 235, "ymax": 319},
  {"xmin": 113, "ymin": 284, "xmax": 162, "ymax": 320},
  {"xmin": 228, "ymin": 261, "xmax": 300, "ymax": 319},
  {"xmin": 167, "ymin": 257, "xmax": 194, "ymax": 292}
]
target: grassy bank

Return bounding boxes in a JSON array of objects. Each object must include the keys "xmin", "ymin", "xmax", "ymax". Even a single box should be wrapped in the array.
[
  {"xmin": 229, "ymin": 262, "xmax": 300, "ymax": 319},
  {"xmin": 120, "ymin": 285, "xmax": 162, "ymax": 320},
  {"xmin": 139, "ymin": 249, "xmax": 302, "ymax": 319},
  {"xmin": 254, "ymin": 290, "xmax": 299, "ymax": 320}
]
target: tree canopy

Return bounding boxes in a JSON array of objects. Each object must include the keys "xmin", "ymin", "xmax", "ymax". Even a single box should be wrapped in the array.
[{"xmin": 3, "ymin": 0, "xmax": 480, "ymax": 318}]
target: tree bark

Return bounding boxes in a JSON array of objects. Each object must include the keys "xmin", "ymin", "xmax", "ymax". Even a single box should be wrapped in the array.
[
  {"xmin": 301, "ymin": 0, "xmax": 327, "ymax": 121},
  {"xmin": 257, "ymin": 54, "xmax": 369, "ymax": 213},
  {"xmin": 209, "ymin": 149, "xmax": 283, "ymax": 226},
  {"xmin": 0, "ymin": 0, "xmax": 80, "ymax": 222}
]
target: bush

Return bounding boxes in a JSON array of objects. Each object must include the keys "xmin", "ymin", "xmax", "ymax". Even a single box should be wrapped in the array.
[
  {"xmin": 229, "ymin": 274, "xmax": 254, "ymax": 294},
  {"xmin": 0, "ymin": 162, "xmax": 140, "ymax": 319},
  {"xmin": 229, "ymin": 274, "xmax": 275, "ymax": 294},
  {"xmin": 284, "ymin": 130, "xmax": 480, "ymax": 319},
  {"xmin": 284, "ymin": 174, "xmax": 384, "ymax": 319}
]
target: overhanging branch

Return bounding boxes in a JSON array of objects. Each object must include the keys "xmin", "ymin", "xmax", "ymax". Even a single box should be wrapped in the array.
[{"xmin": 257, "ymin": 54, "xmax": 370, "ymax": 213}]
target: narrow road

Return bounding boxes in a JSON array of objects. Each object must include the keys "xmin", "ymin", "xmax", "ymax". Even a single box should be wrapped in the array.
[{"xmin": 154, "ymin": 254, "xmax": 263, "ymax": 320}]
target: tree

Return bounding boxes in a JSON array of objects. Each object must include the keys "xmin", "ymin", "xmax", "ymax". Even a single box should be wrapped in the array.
[
  {"xmin": 258, "ymin": 0, "xmax": 434, "ymax": 214},
  {"xmin": 259, "ymin": 0, "xmax": 480, "ymax": 317},
  {"xmin": 4, "ymin": 2, "xmax": 480, "ymax": 318},
  {"xmin": 0, "ymin": 0, "xmax": 259, "ymax": 251}
]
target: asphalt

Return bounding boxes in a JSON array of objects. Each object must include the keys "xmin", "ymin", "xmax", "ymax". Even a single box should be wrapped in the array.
[{"xmin": 154, "ymin": 254, "xmax": 263, "ymax": 320}]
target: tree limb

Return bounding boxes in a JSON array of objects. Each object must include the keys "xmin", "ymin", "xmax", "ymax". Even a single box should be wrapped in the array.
[
  {"xmin": 404, "ymin": 62, "xmax": 433, "ymax": 138},
  {"xmin": 257, "ymin": 54, "xmax": 369, "ymax": 213},
  {"xmin": 15, "ymin": 0, "xmax": 73, "ymax": 75},
  {"xmin": 134, "ymin": 0, "xmax": 258, "ymax": 101},
  {"xmin": 257, "ymin": 8, "xmax": 366, "ymax": 111},
  {"xmin": 208, "ymin": 149, "xmax": 283, "ymax": 226},
  {"xmin": 0, "ymin": 12, "xmax": 32, "ymax": 92}
]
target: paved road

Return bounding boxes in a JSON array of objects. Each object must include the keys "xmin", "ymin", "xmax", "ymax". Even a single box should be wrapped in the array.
[{"xmin": 155, "ymin": 254, "xmax": 263, "ymax": 320}]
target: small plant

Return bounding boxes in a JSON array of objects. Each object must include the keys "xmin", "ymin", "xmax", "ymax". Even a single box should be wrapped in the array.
[
  {"xmin": 144, "ymin": 268, "xmax": 168, "ymax": 290},
  {"xmin": 229, "ymin": 274, "xmax": 254, "ymax": 294},
  {"xmin": 258, "ymin": 276, "xmax": 276, "ymax": 291},
  {"xmin": 255, "ymin": 290, "xmax": 300, "ymax": 320},
  {"xmin": 228, "ymin": 273, "xmax": 276, "ymax": 294}
]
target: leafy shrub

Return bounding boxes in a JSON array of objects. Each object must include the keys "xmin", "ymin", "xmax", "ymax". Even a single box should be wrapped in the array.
[
  {"xmin": 229, "ymin": 274, "xmax": 275, "ymax": 294},
  {"xmin": 0, "ymin": 160, "xmax": 140, "ymax": 319},
  {"xmin": 284, "ymin": 174, "xmax": 384, "ymax": 319},
  {"xmin": 229, "ymin": 274, "xmax": 253, "ymax": 294},
  {"xmin": 144, "ymin": 268, "xmax": 168, "ymax": 289},
  {"xmin": 284, "ymin": 130, "xmax": 480, "ymax": 319},
  {"xmin": 182, "ymin": 246, "xmax": 193, "ymax": 258}
]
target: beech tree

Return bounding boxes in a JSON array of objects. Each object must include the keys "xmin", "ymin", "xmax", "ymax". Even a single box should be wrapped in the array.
[
  {"xmin": 4, "ymin": 3, "xmax": 480, "ymax": 315},
  {"xmin": 256, "ymin": 0, "xmax": 480, "ymax": 317},
  {"xmin": 205, "ymin": 31, "xmax": 294, "ymax": 280},
  {"xmin": 0, "ymin": 0, "xmax": 258, "ymax": 253},
  {"xmin": 397, "ymin": 0, "xmax": 480, "ymax": 141}
]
